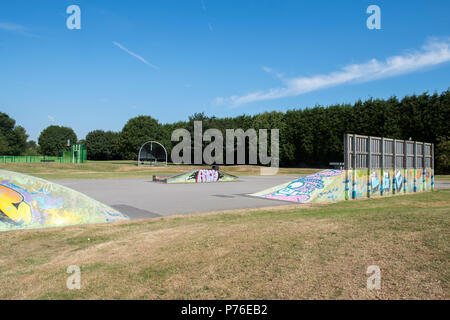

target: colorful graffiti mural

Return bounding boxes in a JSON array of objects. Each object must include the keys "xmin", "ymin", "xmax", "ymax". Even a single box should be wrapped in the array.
[
  {"xmin": 251, "ymin": 170, "xmax": 345, "ymax": 204},
  {"xmin": 154, "ymin": 169, "xmax": 238, "ymax": 184},
  {"xmin": 383, "ymin": 172, "xmax": 391, "ymax": 193},
  {"xmin": 196, "ymin": 169, "xmax": 219, "ymax": 183},
  {"xmin": 252, "ymin": 168, "xmax": 434, "ymax": 204},
  {"xmin": 0, "ymin": 170, "xmax": 128, "ymax": 232},
  {"xmin": 0, "ymin": 185, "xmax": 32, "ymax": 225}
]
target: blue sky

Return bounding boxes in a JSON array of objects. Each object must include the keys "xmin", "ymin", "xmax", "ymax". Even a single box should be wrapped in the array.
[{"xmin": 0, "ymin": 0, "xmax": 449, "ymax": 141}]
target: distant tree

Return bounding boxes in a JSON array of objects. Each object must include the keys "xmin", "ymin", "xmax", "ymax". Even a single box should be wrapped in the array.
[
  {"xmin": 9, "ymin": 126, "xmax": 29, "ymax": 155},
  {"xmin": 253, "ymin": 111, "xmax": 292, "ymax": 165},
  {"xmin": 117, "ymin": 116, "xmax": 163, "ymax": 160},
  {"xmin": 38, "ymin": 125, "xmax": 77, "ymax": 156},
  {"xmin": 0, "ymin": 133, "xmax": 11, "ymax": 155},
  {"xmin": 86, "ymin": 130, "xmax": 120, "ymax": 160},
  {"xmin": 435, "ymin": 136, "xmax": 450, "ymax": 173},
  {"xmin": 0, "ymin": 112, "xmax": 28, "ymax": 155},
  {"xmin": 23, "ymin": 140, "xmax": 39, "ymax": 156}
]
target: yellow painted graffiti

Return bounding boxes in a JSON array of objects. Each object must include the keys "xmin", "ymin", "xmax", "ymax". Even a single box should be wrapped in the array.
[{"xmin": 0, "ymin": 185, "xmax": 32, "ymax": 225}]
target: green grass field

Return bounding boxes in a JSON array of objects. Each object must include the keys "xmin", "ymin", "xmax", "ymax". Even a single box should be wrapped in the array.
[
  {"xmin": 0, "ymin": 189, "xmax": 448, "ymax": 299},
  {"xmin": 0, "ymin": 161, "xmax": 321, "ymax": 180},
  {"xmin": 1, "ymin": 160, "xmax": 448, "ymax": 181}
]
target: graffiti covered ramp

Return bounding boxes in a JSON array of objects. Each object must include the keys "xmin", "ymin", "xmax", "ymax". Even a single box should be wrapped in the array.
[
  {"xmin": 0, "ymin": 170, "xmax": 128, "ymax": 232},
  {"xmin": 250, "ymin": 170, "xmax": 345, "ymax": 204},
  {"xmin": 153, "ymin": 168, "xmax": 238, "ymax": 184}
]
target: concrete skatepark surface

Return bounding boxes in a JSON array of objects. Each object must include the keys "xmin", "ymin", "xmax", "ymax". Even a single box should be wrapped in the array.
[
  {"xmin": 54, "ymin": 176, "xmax": 300, "ymax": 219},
  {"xmin": 55, "ymin": 176, "xmax": 449, "ymax": 219}
]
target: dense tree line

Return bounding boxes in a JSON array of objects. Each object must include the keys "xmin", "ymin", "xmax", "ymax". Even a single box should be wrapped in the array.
[
  {"xmin": 75, "ymin": 89, "xmax": 450, "ymax": 173},
  {"xmin": 85, "ymin": 130, "xmax": 120, "ymax": 160},
  {"xmin": 98, "ymin": 90, "xmax": 447, "ymax": 172},
  {"xmin": 1, "ymin": 90, "xmax": 449, "ymax": 172}
]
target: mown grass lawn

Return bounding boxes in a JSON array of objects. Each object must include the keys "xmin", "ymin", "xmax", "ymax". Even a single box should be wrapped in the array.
[
  {"xmin": 435, "ymin": 175, "xmax": 450, "ymax": 181},
  {"xmin": 0, "ymin": 189, "xmax": 448, "ymax": 299},
  {"xmin": 0, "ymin": 161, "xmax": 321, "ymax": 180}
]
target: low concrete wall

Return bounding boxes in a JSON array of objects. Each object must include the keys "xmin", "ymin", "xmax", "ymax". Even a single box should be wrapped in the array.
[
  {"xmin": 251, "ymin": 169, "xmax": 434, "ymax": 204},
  {"xmin": 346, "ymin": 168, "xmax": 434, "ymax": 200}
]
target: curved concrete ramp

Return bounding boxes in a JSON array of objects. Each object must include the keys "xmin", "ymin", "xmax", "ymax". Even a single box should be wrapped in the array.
[
  {"xmin": 0, "ymin": 170, "xmax": 128, "ymax": 232},
  {"xmin": 250, "ymin": 169, "xmax": 345, "ymax": 203}
]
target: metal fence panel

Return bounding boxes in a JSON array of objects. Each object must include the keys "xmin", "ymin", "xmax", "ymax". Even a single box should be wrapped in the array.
[{"xmin": 344, "ymin": 134, "xmax": 433, "ymax": 170}]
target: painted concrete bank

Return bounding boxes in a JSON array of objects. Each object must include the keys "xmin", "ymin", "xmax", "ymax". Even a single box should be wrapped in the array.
[
  {"xmin": 0, "ymin": 170, "xmax": 128, "ymax": 232},
  {"xmin": 251, "ymin": 168, "xmax": 434, "ymax": 204}
]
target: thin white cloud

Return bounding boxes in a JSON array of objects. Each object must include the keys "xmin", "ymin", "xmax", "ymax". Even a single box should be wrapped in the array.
[
  {"xmin": 48, "ymin": 116, "xmax": 55, "ymax": 123},
  {"xmin": 0, "ymin": 21, "xmax": 40, "ymax": 38},
  {"xmin": 262, "ymin": 66, "xmax": 284, "ymax": 79},
  {"xmin": 0, "ymin": 22, "xmax": 27, "ymax": 31},
  {"xmin": 208, "ymin": 23, "xmax": 213, "ymax": 32},
  {"xmin": 112, "ymin": 41, "xmax": 159, "ymax": 70},
  {"xmin": 217, "ymin": 38, "xmax": 450, "ymax": 106}
]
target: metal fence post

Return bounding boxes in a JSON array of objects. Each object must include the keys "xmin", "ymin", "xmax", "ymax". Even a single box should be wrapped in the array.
[
  {"xmin": 413, "ymin": 141, "xmax": 417, "ymax": 192},
  {"xmin": 431, "ymin": 143, "xmax": 435, "ymax": 191},
  {"xmin": 393, "ymin": 139, "xmax": 397, "ymax": 194},
  {"xmin": 367, "ymin": 136, "xmax": 371, "ymax": 198},
  {"xmin": 352, "ymin": 134, "xmax": 357, "ymax": 199},
  {"xmin": 380, "ymin": 137, "xmax": 385, "ymax": 195},
  {"xmin": 344, "ymin": 134, "xmax": 350, "ymax": 200},
  {"xmin": 422, "ymin": 142, "xmax": 426, "ymax": 191},
  {"xmin": 403, "ymin": 140, "xmax": 407, "ymax": 193}
]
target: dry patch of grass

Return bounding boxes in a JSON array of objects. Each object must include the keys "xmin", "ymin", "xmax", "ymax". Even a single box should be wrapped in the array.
[{"xmin": 0, "ymin": 189, "xmax": 448, "ymax": 299}]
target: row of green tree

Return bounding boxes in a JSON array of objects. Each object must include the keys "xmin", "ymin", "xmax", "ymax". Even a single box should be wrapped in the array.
[
  {"xmin": 1, "ymin": 90, "xmax": 449, "ymax": 172},
  {"xmin": 95, "ymin": 90, "xmax": 449, "ymax": 172}
]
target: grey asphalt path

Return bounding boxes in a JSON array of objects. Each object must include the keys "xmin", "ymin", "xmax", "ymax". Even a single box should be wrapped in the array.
[
  {"xmin": 53, "ymin": 176, "xmax": 300, "ymax": 219},
  {"xmin": 436, "ymin": 180, "xmax": 450, "ymax": 189},
  {"xmin": 53, "ymin": 177, "xmax": 450, "ymax": 220}
]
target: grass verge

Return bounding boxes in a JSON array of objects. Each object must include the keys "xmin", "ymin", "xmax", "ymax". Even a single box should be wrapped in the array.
[{"xmin": 0, "ymin": 189, "xmax": 448, "ymax": 299}]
